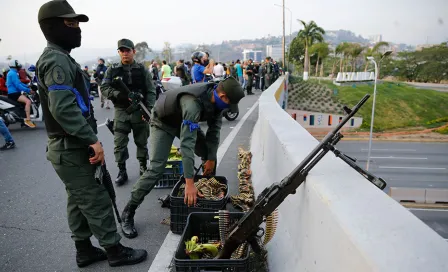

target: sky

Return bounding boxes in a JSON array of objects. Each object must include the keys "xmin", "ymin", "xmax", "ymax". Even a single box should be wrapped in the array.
[{"xmin": 0, "ymin": 0, "xmax": 447, "ymax": 60}]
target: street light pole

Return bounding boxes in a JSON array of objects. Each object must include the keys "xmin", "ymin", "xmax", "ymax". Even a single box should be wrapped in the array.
[
  {"xmin": 282, "ymin": 0, "xmax": 286, "ymax": 70},
  {"xmin": 366, "ymin": 56, "xmax": 377, "ymax": 171},
  {"xmin": 365, "ymin": 50, "xmax": 392, "ymax": 171},
  {"xmin": 274, "ymin": 3, "xmax": 292, "ymax": 71}
]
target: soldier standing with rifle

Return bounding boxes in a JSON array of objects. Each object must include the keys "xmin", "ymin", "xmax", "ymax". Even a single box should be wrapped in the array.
[
  {"xmin": 119, "ymin": 73, "xmax": 245, "ymax": 239},
  {"xmin": 101, "ymin": 39, "xmax": 156, "ymax": 186},
  {"xmin": 35, "ymin": 0, "xmax": 147, "ymax": 268},
  {"xmin": 245, "ymin": 59, "xmax": 255, "ymax": 95}
]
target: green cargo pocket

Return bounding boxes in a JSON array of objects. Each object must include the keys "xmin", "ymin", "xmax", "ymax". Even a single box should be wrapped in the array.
[
  {"xmin": 114, "ymin": 120, "xmax": 132, "ymax": 134},
  {"xmin": 46, "ymin": 150, "xmax": 61, "ymax": 165}
]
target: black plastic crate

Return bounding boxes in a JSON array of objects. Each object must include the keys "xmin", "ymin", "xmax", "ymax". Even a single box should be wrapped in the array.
[
  {"xmin": 170, "ymin": 175, "xmax": 229, "ymax": 234},
  {"xmin": 154, "ymin": 160, "xmax": 183, "ymax": 189},
  {"xmin": 174, "ymin": 212, "xmax": 252, "ymax": 272}
]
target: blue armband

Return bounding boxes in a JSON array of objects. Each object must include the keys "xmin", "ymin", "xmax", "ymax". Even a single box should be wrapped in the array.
[
  {"xmin": 182, "ymin": 120, "xmax": 200, "ymax": 132},
  {"xmin": 48, "ymin": 85, "xmax": 89, "ymax": 116}
]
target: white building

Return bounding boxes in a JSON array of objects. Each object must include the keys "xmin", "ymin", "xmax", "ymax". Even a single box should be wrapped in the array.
[
  {"xmin": 242, "ymin": 49, "xmax": 262, "ymax": 62},
  {"xmin": 266, "ymin": 44, "xmax": 283, "ymax": 62},
  {"xmin": 369, "ymin": 34, "xmax": 382, "ymax": 44}
]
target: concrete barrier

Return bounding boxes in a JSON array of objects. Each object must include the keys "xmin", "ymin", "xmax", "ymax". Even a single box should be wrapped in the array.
[
  {"xmin": 425, "ymin": 188, "xmax": 448, "ymax": 204},
  {"xmin": 250, "ymin": 75, "xmax": 448, "ymax": 272},
  {"xmin": 389, "ymin": 187, "xmax": 426, "ymax": 203}
]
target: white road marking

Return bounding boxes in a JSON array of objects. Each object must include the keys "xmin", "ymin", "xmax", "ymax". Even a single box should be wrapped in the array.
[
  {"xmin": 361, "ymin": 148, "xmax": 416, "ymax": 152},
  {"xmin": 379, "ymin": 166, "xmax": 446, "ymax": 170},
  {"xmin": 408, "ymin": 208, "xmax": 448, "ymax": 212},
  {"xmin": 148, "ymin": 99, "xmax": 259, "ymax": 272},
  {"xmin": 97, "ymin": 119, "xmax": 108, "ymax": 127},
  {"xmin": 230, "ymin": 127, "xmax": 235, "ymax": 129},
  {"xmin": 371, "ymin": 156, "xmax": 427, "ymax": 160}
]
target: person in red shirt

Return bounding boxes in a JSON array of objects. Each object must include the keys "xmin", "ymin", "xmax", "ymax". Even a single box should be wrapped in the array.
[
  {"xmin": 18, "ymin": 68, "xmax": 31, "ymax": 84},
  {"xmin": 0, "ymin": 71, "xmax": 7, "ymax": 96}
]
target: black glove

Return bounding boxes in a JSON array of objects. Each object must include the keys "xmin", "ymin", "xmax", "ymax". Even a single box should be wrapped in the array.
[{"xmin": 129, "ymin": 92, "xmax": 143, "ymax": 103}]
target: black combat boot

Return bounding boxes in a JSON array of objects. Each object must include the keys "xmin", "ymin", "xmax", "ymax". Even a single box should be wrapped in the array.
[
  {"xmin": 121, "ymin": 203, "xmax": 139, "ymax": 238},
  {"xmin": 115, "ymin": 163, "xmax": 128, "ymax": 186},
  {"xmin": 75, "ymin": 239, "xmax": 108, "ymax": 268},
  {"xmin": 106, "ymin": 243, "xmax": 147, "ymax": 267},
  {"xmin": 139, "ymin": 161, "xmax": 147, "ymax": 176}
]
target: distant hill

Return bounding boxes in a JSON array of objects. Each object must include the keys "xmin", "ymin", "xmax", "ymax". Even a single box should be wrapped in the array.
[
  {"xmin": 324, "ymin": 29, "xmax": 370, "ymax": 45},
  {"xmin": 1, "ymin": 29, "xmax": 414, "ymax": 68}
]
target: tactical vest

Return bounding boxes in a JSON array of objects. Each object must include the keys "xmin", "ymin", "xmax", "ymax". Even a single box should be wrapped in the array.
[
  {"xmin": 246, "ymin": 64, "xmax": 254, "ymax": 76},
  {"xmin": 36, "ymin": 57, "xmax": 97, "ymax": 138},
  {"xmin": 110, "ymin": 63, "xmax": 147, "ymax": 108},
  {"xmin": 154, "ymin": 82, "xmax": 218, "ymax": 128}
]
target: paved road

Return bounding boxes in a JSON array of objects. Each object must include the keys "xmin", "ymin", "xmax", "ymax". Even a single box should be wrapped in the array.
[
  {"xmin": 337, "ymin": 141, "xmax": 448, "ymax": 192},
  {"xmin": 406, "ymin": 82, "xmax": 448, "ymax": 93},
  {"xmin": 337, "ymin": 141, "xmax": 448, "ymax": 240},
  {"xmin": 0, "ymin": 90, "xmax": 261, "ymax": 272},
  {"xmin": 408, "ymin": 209, "xmax": 448, "ymax": 239}
]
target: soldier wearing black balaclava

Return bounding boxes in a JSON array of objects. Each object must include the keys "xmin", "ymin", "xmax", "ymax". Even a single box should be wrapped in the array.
[{"xmin": 36, "ymin": 0, "xmax": 147, "ymax": 268}]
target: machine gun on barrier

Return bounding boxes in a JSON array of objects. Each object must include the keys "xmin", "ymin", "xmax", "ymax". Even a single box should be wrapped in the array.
[{"xmin": 217, "ymin": 93, "xmax": 387, "ymax": 259}]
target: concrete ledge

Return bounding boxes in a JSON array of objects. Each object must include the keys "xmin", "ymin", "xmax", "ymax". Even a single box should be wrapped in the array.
[{"xmin": 250, "ymin": 75, "xmax": 448, "ymax": 271}]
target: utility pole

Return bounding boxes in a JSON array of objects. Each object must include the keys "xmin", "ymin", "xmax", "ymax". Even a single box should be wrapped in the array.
[{"xmin": 282, "ymin": 0, "xmax": 286, "ymax": 70}]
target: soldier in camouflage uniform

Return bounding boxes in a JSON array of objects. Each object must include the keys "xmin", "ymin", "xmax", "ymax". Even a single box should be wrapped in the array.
[
  {"xmin": 101, "ymin": 39, "xmax": 156, "ymax": 186},
  {"xmin": 264, "ymin": 57, "xmax": 274, "ymax": 89},
  {"xmin": 36, "ymin": 0, "xmax": 147, "ymax": 267},
  {"xmin": 120, "ymin": 69, "xmax": 245, "ymax": 239}
]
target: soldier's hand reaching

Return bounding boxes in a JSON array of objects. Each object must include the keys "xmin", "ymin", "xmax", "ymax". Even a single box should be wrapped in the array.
[
  {"xmin": 89, "ymin": 141, "xmax": 105, "ymax": 165},
  {"xmin": 203, "ymin": 160, "xmax": 216, "ymax": 176},
  {"xmin": 184, "ymin": 178, "xmax": 204, "ymax": 207}
]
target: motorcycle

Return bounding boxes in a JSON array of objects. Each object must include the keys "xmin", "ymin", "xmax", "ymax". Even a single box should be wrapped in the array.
[
  {"xmin": 0, "ymin": 88, "xmax": 43, "ymax": 127},
  {"xmin": 89, "ymin": 80, "xmax": 100, "ymax": 97}
]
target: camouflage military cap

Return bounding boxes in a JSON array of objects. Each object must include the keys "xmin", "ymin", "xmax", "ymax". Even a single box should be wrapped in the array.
[
  {"xmin": 117, "ymin": 39, "xmax": 135, "ymax": 50},
  {"xmin": 38, "ymin": 0, "xmax": 89, "ymax": 23}
]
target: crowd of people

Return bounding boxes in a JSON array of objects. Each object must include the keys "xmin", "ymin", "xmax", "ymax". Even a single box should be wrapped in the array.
[{"xmin": 145, "ymin": 55, "xmax": 282, "ymax": 95}]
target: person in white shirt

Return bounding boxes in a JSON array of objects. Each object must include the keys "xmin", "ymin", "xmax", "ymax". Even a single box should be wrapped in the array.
[{"xmin": 213, "ymin": 62, "xmax": 225, "ymax": 77}]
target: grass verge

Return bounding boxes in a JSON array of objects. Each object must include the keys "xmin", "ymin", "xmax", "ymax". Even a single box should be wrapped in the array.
[{"xmin": 301, "ymin": 79, "xmax": 448, "ymax": 132}]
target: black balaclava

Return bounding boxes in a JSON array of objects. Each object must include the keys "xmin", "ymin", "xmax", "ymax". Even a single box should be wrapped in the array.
[{"xmin": 39, "ymin": 18, "xmax": 81, "ymax": 52}]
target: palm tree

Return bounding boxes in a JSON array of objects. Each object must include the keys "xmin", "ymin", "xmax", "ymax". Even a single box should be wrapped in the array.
[
  {"xmin": 348, "ymin": 43, "xmax": 364, "ymax": 72},
  {"xmin": 297, "ymin": 20, "xmax": 325, "ymax": 80},
  {"xmin": 335, "ymin": 42, "xmax": 350, "ymax": 73},
  {"xmin": 363, "ymin": 41, "xmax": 389, "ymax": 72},
  {"xmin": 310, "ymin": 42, "xmax": 330, "ymax": 76}
]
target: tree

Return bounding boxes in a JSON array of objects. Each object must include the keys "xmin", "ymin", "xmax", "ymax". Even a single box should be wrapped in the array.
[
  {"xmin": 134, "ymin": 41, "xmax": 152, "ymax": 62},
  {"xmin": 309, "ymin": 42, "xmax": 330, "ymax": 76},
  {"xmin": 363, "ymin": 41, "xmax": 389, "ymax": 72},
  {"xmin": 297, "ymin": 20, "xmax": 325, "ymax": 80},
  {"xmin": 162, "ymin": 42, "xmax": 172, "ymax": 63},
  {"xmin": 288, "ymin": 36, "xmax": 306, "ymax": 73},
  {"xmin": 335, "ymin": 42, "xmax": 350, "ymax": 73},
  {"xmin": 348, "ymin": 43, "xmax": 364, "ymax": 72}
]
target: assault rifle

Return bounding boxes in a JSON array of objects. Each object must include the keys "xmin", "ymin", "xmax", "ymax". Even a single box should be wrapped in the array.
[
  {"xmin": 217, "ymin": 94, "xmax": 387, "ymax": 259},
  {"xmin": 88, "ymin": 146, "xmax": 122, "ymax": 227},
  {"xmin": 112, "ymin": 77, "xmax": 151, "ymax": 123}
]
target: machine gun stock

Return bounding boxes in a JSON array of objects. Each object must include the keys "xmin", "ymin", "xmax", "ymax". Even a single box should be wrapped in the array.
[{"xmin": 217, "ymin": 94, "xmax": 372, "ymax": 259}]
